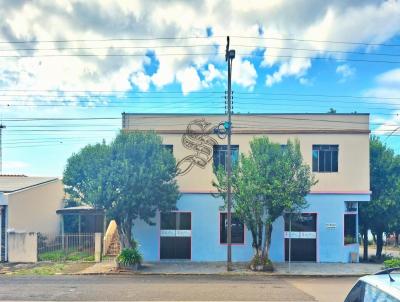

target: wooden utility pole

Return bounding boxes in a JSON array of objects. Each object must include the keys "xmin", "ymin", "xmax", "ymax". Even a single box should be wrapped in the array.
[{"xmin": 225, "ymin": 36, "xmax": 235, "ymax": 271}]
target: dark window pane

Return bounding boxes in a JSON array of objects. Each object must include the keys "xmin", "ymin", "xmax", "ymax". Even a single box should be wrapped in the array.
[
  {"xmin": 332, "ymin": 150, "xmax": 338, "ymax": 172},
  {"xmin": 285, "ymin": 213, "xmax": 317, "ymax": 232},
  {"xmin": 163, "ymin": 144, "xmax": 173, "ymax": 154},
  {"xmin": 319, "ymin": 151, "xmax": 325, "ymax": 172},
  {"xmin": 325, "ymin": 151, "xmax": 332, "ymax": 172},
  {"xmin": 344, "ymin": 214, "xmax": 357, "ymax": 244},
  {"xmin": 312, "ymin": 150, "xmax": 318, "ymax": 172},
  {"xmin": 213, "ymin": 145, "xmax": 239, "ymax": 171},
  {"xmin": 220, "ymin": 213, "xmax": 244, "ymax": 244},
  {"xmin": 161, "ymin": 212, "xmax": 176, "ymax": 230},
  {"xmin": 179, "ymin": 213, "xmax": 191, "ymax": 230}
]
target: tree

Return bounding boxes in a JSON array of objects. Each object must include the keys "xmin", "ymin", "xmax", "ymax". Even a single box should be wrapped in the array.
[
  {"xmin": 213, "ymin": 137, "xmax": 316, "ymax": 268},
  {"xmin": 63, "ymin": 131, "xmax": 180, "ymax": 248},
  {"xmin": 359, "ymin": 136, "xmax": 400, "ymax": 259}
]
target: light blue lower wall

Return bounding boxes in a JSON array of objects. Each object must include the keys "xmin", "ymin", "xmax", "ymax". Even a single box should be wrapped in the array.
[{"xmin": 132, "ymin": 193, "xmax": 369, "ymax": 263}]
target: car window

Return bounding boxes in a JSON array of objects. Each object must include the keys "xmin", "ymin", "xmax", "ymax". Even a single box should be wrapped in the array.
[
  {"xmin": 363, "ymin": 283, "xmax": 399, "ymax": 302},
  {"xmin": 345, "ymin": 281, "xmax": 365, "ymax": 302}
]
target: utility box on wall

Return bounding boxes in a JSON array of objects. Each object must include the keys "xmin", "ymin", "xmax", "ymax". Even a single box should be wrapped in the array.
[{"xmin": 8, "ymin": 231, "xmax": 37, "ymax": 263}]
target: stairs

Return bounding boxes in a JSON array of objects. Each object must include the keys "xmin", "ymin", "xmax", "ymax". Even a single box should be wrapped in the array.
[{"xmin": 103, "ymin": 220, "xmax": 121, "ymax": 256}]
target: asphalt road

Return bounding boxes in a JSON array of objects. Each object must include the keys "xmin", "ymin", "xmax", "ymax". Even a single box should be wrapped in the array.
[{"xmin": 0, "ymin": 275, "xmax": 357, "ymax": 301}]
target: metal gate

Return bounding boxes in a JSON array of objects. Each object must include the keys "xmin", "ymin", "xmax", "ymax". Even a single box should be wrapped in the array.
[{"xmin": 0, "ymin": 206, "xmax": 6, "ymax": 262}]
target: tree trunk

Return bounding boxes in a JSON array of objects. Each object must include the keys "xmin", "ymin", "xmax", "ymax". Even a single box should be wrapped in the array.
[
  {"xmin": 118, "ymin": 219, "xmax": 133, "ymax": 249},
  {"xmin": 362, "ymin": 228, "xmax": 369, "ymax": 262},
  {"xmin": 396, "ymin": 232, "xmax": 399, "ymax": 247},
  {"xmin": 262, "ymin": 222, "xmax": 273, "ymax": 261},
  {"xmin": 376, "ymin": 231, "xmax": 383, "ymax": 258}
]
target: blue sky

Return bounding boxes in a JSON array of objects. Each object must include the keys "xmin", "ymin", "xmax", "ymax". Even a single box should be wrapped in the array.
[{"xmin": 1, "ymin": 1, "xmax": 400, "ymax": 176}]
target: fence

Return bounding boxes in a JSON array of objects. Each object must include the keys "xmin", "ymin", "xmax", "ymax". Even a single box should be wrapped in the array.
[{"xmin": 37, "ymin": 233, "xmax": 95, "ymax": 262}]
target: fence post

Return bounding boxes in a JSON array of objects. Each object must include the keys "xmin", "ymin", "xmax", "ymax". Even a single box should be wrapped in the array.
[{"xmin": 94, "ymin": 232, "xmax": 102, "ymax": 262}]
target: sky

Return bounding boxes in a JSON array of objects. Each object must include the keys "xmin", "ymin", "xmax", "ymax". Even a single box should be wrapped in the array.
[{"xmin": 1, "ymin": 0, "xmax": 400, "ymax": 176}]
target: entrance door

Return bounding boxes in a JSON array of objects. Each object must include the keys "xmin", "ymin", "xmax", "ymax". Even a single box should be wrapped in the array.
[
  {"xmin": 160, "ymin": 212, "xmax": 191, "ymax": 260},
  {"xmin": 0, "ymin": 206, "xmax": 5, "ymax": 262},
  {"xmin": 284, "ymin": 213, "xmax": 317, "ymax": 262}
]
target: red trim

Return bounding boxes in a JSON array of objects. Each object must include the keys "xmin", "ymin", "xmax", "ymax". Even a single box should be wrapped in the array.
[
  {"xmin": 159, "ymin": 211, "xmax": 192, "ymax": 261},
  {"xmin": 284, "ymin": 212, "xmax": 319, "ymax": 262},
  {"xmin": 343, "ymin": 212, "xmax": 358, "ymax": 246},
  {"xmin": 218, "ymin": 211, "xmax": 246, "ymax": 246},
  {"xmin": 310, "ymin": 191, "xmax": 371, "ymax": 195}
]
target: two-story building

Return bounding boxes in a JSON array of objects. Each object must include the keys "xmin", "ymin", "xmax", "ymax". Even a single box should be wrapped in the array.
[{"xmin": 122, "ymin": 113, "xmax": 370, "ymax": 263}]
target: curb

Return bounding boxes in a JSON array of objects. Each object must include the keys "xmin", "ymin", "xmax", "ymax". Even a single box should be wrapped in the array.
[{"xmin": 69, "ymin": 270, "xmax": 369, "ymax": 278}]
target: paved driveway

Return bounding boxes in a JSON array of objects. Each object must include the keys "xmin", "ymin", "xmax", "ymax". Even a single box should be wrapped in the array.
[{"xmin": 0, "ymin": 275, "xmax": 357, "ymax": 301}]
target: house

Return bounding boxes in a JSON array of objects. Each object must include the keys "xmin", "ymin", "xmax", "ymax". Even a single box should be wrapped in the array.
[
  {"xmin": 0, "ymin": 175, "xmax": 64, "ymax": 262},
  {"xmin": 122, "ymin": 113, "xmax": 370, "ymax": 263}
]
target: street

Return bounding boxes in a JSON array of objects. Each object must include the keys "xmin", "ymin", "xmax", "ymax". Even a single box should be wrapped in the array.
[{"xmin": 0, "ymin": 275, "xmax": 357, "ymax": 301}]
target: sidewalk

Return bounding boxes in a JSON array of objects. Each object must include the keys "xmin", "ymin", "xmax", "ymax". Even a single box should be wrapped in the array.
[{"xmin": 76, "ymin": 261, "xmax": 383, "ymax": 277}]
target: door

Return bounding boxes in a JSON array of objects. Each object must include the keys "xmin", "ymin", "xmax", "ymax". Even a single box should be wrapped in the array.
[
  {"xmin": 0, "ymin": 206, "xmax": 5, "ymax": 262},
  {"xmin": 285, "ymin": 213, "xmax": 317, "ymax": 262},
  {"xmin": 160, "ymin": 212, "xmax": 191, "ymax": 260}
]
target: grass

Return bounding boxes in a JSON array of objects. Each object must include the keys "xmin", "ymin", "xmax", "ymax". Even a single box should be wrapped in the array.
[
  {"xmin": 38, "ymin": 249, "xmax": 95, "ymax": 262},
  {"xmin": 13, "ymin": 264, "xmax": 66, "ymax": 276}
]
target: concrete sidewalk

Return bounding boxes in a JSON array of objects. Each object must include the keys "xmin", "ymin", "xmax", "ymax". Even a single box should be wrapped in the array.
[{"xmin": 76, "ymin": 260, "xmax": 383, "ymax": 276}]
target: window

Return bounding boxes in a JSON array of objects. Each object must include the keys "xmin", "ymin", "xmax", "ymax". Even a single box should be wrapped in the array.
[
  {"xmin": 364, "ymin": 283, "xmax": 398, "ymax": 302},
  {"xmin": 312, "ymin": 145, "xmax": 338, "ymax": 172},
  {"xmin": 344, "ymin": 281, "xmax": 365, "ymax": 302},
  {"xmin": 220, "ymin": 213, "xmax": 244, "ymax": 244},
  {"xmin": 344, "ymin": 214, "xmax": 357, "ymax": 245},
  {"xmin": 163, "ymin": 144, "xmax": 173, "ymax": 154},
  {"xmin": 213, "ymin": 145, "xmax": 239, "ymax": 171},
  {"xmin": 161, "ymin": 212, "xmax": 191, "ymax": 230},
  {"xmin": 346, "ymin": 201, "xmax": 358, "ymax": 212}
]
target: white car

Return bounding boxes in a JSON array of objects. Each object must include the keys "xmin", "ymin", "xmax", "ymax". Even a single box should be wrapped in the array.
[{"xmin": 345, "ymin": 268, "xmax": 400, "ymax": 302}]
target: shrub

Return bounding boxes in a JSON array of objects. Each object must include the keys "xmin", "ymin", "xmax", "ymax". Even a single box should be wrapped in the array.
[
  {"xmin": 249, "ymin": 254, "xmax": 273, "ymax": 272},
  {"xmin": 117, "ymin": 247, "xmax": 143, "ymax": 267},
  {"xmin": 369, "ymin": 253, "xmax": 393, "ymax": 263},
  {"xmin": 384, "ymin": 258, "xmax": 400, "ymax": 268}
]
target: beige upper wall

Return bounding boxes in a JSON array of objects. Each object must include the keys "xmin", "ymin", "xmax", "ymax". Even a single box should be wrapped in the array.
[
  {"xmin": 7, "ymin": 179, "xmax": 64, "ymax": 234},
  {"xmin": 123, "ymin": 114, "xmax": 370, "ymax": 194}
]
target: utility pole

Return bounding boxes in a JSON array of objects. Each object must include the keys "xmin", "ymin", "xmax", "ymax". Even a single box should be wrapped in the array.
[
  {"xmin": 225, "ymin": 36, "xmax": 235, "ymax": 271},
  {"xmin": 0, "ymin": 124, "xmax": 5, "ymax": 175}
]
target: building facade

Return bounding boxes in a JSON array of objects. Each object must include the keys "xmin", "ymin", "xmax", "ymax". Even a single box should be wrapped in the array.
[
  {"xmin": 0, "ymin": 176, "xmax": 64, "ymax": 262},
  {"xmin": 123, "ymin": 113, "xmax": 370, "ymax": 263}
]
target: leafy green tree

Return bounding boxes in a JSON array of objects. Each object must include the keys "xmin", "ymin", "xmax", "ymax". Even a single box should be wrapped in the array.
[
  {"xmin": 359, "ymin": 136, "xmax": 400, "ymax": 259},
  {"xmin": 63, "ymin": 131, "xmax": 180, "ymax": 248},
  {"xmin": 213, "ymin": 137, "xmax": 315, "ymax": 268}
]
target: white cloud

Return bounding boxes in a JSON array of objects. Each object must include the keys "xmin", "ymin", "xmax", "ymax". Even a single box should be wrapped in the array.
[
  {"xmin": 130, "ymin": 71, "xmax": 151, "ymax": 92},
  {"xmin": 232, "ymin": 59, "xmax": 257, "ymax": 89},
  {"xmin": 376, "ymin": 68, "xmax": 400, "ymax": 86},
  {"xmin": 363, "ymin": 68, "xmax": 400, "ymax": 135},
  {"xmin": 336, "ymin": 64, "xmax": 355, "ymax": 82},
  {"xmin": 266, "ymin": 58, "xmax": 311, "ymax": 86},
  {"xmin": 0, "ymin": 0, "xmax": 399, "ymax": 99},
  {"xmin": 202, "ymin": 64, "xmax": 223, "ymax": 83},
  {"xmin": 176, "ymin": 66, "xmax": 202, "ymax": 95}
]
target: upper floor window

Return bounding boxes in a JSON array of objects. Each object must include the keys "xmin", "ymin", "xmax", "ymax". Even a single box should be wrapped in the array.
[
  {"xmin": 163, "ymin": 144, "xmax": 173, "ymax": 154},
  {"xmin": 312, "ymin": 145, "xmax": 338, "ymax": 173},
  {"xmin": 213, "ymin": 145, "xmax": 239, "ymax": 171}
]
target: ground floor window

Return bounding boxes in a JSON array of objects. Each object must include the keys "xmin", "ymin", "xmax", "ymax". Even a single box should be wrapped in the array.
[
  {"xmin": 344, "ymin": 213, "xmax": 357, "ymax": 245},
  {"xmin": 220, "ymin": 213, "xmax": 244, "ymax": 244}
]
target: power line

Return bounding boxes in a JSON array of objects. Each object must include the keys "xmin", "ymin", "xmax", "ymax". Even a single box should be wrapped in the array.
[{"xmin": 230, "ymin": 35, "xmax": 400, "ymax": 47}]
